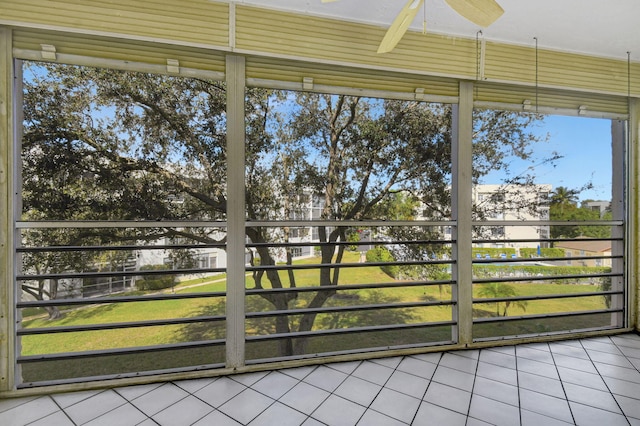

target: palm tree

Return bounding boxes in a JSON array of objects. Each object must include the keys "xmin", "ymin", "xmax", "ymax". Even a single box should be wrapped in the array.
[
  {"xmin": 550, "ymin": 186, "xmax": 579, "ymax": 214},
  {"xmin": 477, "ymin": 282, "xmax": 528, "ymax": 316}
]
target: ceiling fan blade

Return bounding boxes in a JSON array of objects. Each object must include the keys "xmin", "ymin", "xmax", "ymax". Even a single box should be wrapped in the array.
[
  {"xmin": 377, "ymin": 0, "xmax": 424, "ymax": 54},
  {"xmin": 444, "ymin": 0, "xmax": 504, "ymax": 27}
]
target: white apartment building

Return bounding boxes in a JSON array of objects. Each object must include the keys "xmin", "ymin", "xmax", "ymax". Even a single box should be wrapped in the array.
[{"xmin": 472, "ymin": 184, "xmax": 552, "ymax": 250}]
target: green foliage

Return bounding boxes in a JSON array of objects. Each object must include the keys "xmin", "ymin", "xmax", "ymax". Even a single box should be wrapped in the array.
[
  {"xmin": 22, "ymin": 61, "xmax": 548, "ymax": 357},
  {"xmin": 600, "ymin": 276, "xmax": 612, "ymax": 308},
  {"xmin": 477, "ymin": 282, "xmax": 528, "ymax": 316},
  {"xmin": 550, "ymin": 186, "xmax": 579, "ymax": 207},
  {"xmin": 549, "ymin": 186, "xmax": 609, "ymax": 238},
  {"xmin": 369, "ymin": 192, "xmax": 419, "ymax": 220},
  {"xmin": 366, "ymin": 246, "xmax": 399, "ymax": 278},
  {"xmin": 346, "ymin": 229, "xmax": 361, "ymax": 251},
  {"xmin": 473, "ymin": 264, "xmax": 611, "ymax": 284},
  {"xmin": 519, "ymin": 247, "xmax": 565, "ymax": 258},
  {"xmin": 136, "ymin": 265, "xmax": 175, "ymax": 291}
]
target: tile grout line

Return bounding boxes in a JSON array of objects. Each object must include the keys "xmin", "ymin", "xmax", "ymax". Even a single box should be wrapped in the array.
[
  {"xmin": 343, "ymin": 357, "xmax": 417, "ymax": 425},
  {"xmin": 407, "ymin": 351, "xmax": 443, "ymax": 425},
  {"xmin": 580, "ymin": 337, "xmax": 633, "ymax": 425},
  {"xmin": 253, "ymin": 368, "xmax": 326, "ymax": 425},
  {"xmin": 304, "ymin": 362, "xmax": 361, "ymax": 425},
  {"xmin": 515, "ymin": 345, "xmax": 523, "ymax": 426},
  {"xmin": 547, "ymin": 341, "xmax": 578, "ymax": 426},
  {"xmin": 114, "ymin": 385, "xmax": 178, "ymax": 426},
  {"xmin": 174, "ymin": 389, "xmax": 216, "ymax": 426},
  {"xmin": 463, "ymin": 348, "xmax": 482, "ymax": 426},
  {"xmin": 609, "ymin": 335, "xmax": 640, "ymax": 377},
  {"xmin": 35, "ymin": 395, "xmax": 77, "ymax": 426},
  {"xmin": 185, "ymin": 374, "xmax": 273, "ymax": 425},
  {"xmin": 59, "ymin": 388, "xmax": 130, "ymax": 426},
  {"xmin": 352, "ymin": 361, "xmax": 393, "ymax": 425}
]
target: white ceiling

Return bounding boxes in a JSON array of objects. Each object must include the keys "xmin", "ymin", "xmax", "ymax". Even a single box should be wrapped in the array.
[{"xmin": 234, "ymin": 0, "xmax": 640, "ymax": 62}]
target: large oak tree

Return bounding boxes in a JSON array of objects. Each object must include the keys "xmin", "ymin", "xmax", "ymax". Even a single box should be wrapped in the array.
[{"xmin": 21, "ymin": 62, "xmax": 547, "ymax": 354}]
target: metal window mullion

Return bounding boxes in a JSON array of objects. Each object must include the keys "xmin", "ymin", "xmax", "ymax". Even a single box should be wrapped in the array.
[
  {"xmin": 452, "ymin": 81, "xmax": 474, "ymax": 345},
  {"xmin": 0, "ymin": 28, "xmax": 15, "ymax": 393},
  {"xmin": 225, "ymin": 54, "xmax": 246, "ymax": 369},
  {"xmin": 611, "ymin": 119, "xmax": 626, "ymax": 328},
  {"xmin": 12, "ymin": 57, "xmax": 23, "ymax": 391},
  {"xmin": 629, "ymin": 98, "xmax": 640, "ymax": 331}
]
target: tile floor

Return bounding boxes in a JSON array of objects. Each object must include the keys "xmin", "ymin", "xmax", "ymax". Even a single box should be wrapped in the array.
[{"xmin": 3, "ymin": 333, "xmax": 640, "ymax": 425}]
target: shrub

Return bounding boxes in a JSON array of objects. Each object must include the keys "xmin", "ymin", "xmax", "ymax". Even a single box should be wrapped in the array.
[
  {"xmin": 366, "ymin": 246, "xmax": 399, "ymax": 278},
  {"xmin": 472, "ymin": 264, "xmax": 611, "ymax": 284},
  {"xmin": 136, "ymin": 264, "xmax": 175, "ymax": 291},
  {"xmin": 519, "ymin": 247, "xmax": 565, "ymax": 258}
]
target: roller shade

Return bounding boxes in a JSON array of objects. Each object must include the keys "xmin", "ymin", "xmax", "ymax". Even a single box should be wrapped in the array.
[
  {"xmin": 246, "ymin": 56, "xmax": 459, "ymax": 100},
  {"xmin": 12, "ymin": 28, "xmax": 226, "ymax": 75},
  {"xmin": 475, "ymin": 82, "xmax": 629, "ymax": 117}
]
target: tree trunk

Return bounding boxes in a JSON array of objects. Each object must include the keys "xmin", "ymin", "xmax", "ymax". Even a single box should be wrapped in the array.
[
  {"xmin": 46, "ymin": 279, "xmax": 61, "ymax": 320},
  {"xmin": 275, "ymin": 312, "xmax": 293, "ymax": 356},
  {"xmin": 292, "ymin": 241, "xmax": 337, "ymax": 355},
  {"xmin": 45, "ymin": 306, "xmax": 61, "ymax": 320}
]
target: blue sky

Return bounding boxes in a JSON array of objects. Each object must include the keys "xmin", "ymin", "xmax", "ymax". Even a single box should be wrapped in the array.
[{"xmin": 481, "ymin": 114, "xmax": 613, "ymax": 202}]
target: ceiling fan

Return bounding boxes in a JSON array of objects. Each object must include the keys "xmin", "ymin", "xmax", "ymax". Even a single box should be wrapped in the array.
[{"xmin": 322, "ymin": 0, "xmax": 504, "ymax": 53}]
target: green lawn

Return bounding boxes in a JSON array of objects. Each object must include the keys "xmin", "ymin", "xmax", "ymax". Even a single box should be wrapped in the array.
[{"xmin": 19, "ymin": 251, "xmax": 613, "ymax": 383}]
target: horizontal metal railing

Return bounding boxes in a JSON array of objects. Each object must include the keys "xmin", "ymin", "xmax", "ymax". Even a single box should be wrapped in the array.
[
  {"xmin": 246, "ymin": 279, "xmax": 456, "ymax": 295},
  {"xmin": 17, "ymin": 266, "xmax": 228, "ymax": 281},
  {"xmin": 17, "ymin": 243, "xmax": 228, "ymax": 252},
  {"xmin": 246, "ymin": 300, "xmax": 455, "ymax": 319},
  {"xmin": 473, "ymin": 308, "xmax": 624, "ymax": 324},
  {"xmin": 14, "ymin": 220, "xmax": 627, "ymax": 386},
  {"xmin": 17, "ymin": 339, "xmax": 226, "ymax": 363},
  {"xmin": 247, "ymin": 259, "xmax": 453, "ymax": 273},
  {"xmin": 17, "ymin": 291, "xmax": 226, "ymax": 308},
  {"xmin": 247, "ymin": 238, "xmax": 455, "ymax": 249},
  {"xmin": 474, "ymin": 289, "xmax": 623, "ymax": 305},
  {"xmin": 17, "ymin": 315, "xmax": 226, "ymax": 336},
  {"xmin": 473, "ymin": 271, "xmax": 621, "ymax": 285},
  {"xmin": 472, "ymin": 255, "xmax": 622, "ymax": 265},
  {"xmin": 468, "ymin": 223, "xmax": 624, "ymax": 340},
  {"xmin": 245, "ymin": 321, "xmax": 457, "ymax": 343}
]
